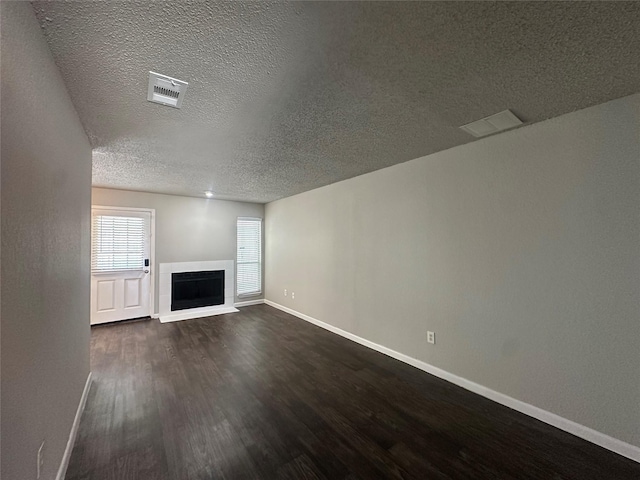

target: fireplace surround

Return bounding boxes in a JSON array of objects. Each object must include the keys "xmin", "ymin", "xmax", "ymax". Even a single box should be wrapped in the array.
[{"xmin": 159, "ymin": 260, "xmax": 238, "ymax": 322}]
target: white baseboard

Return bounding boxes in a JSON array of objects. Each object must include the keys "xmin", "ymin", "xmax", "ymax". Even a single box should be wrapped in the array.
[
  {"xmin": 234, "ymin": 299, "xmax": 265, "ymax": 308},
  {"xmin": 151, "ymin": 313, "xmax": 159, "ymax": 319},
  {"xmin": 56, "ymin": 371, "xmax": 92, "ymax": 480},
  {"xmin": 264, "ymin": 300, "xmax": 640, "ymax": 463}
]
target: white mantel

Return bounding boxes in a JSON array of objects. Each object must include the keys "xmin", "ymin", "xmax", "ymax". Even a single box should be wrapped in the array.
[{"xmin": 158, "ymin": 260, "xmax": 238, "ymax": 323}]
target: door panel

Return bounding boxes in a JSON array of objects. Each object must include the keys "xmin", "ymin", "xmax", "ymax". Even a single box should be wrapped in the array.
[
  {"xmin": 96, "ymin": 280, "xmax": 116, "ymax": 312},
  {"xmin": 124, "ymin": 278, "xmax": 142, "ymax": 308},
  {"xmin": 90, "ymin": 208, "xmax": 151, "ymax": 325}
]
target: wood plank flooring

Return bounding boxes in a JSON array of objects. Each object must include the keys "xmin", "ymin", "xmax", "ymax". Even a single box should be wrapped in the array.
[{"xmin": 66, "ymin": 304, "xmax": 640, "ymax": 479}]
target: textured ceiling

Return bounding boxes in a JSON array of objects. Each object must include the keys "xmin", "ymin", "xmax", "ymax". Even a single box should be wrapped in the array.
[{"xmin": 33, "ymin": 1, "xmax": 640, "ymax": 203}]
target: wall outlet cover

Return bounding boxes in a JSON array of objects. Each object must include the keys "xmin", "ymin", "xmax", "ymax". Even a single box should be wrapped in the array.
[{"xmin": 427, "ymin": 331, "xmax": 435, "ymax": 344}]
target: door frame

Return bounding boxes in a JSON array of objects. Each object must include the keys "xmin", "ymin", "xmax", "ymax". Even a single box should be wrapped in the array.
[{"xmin": 91, "ymin": 205, "xmax": 157, "ymax": 320}]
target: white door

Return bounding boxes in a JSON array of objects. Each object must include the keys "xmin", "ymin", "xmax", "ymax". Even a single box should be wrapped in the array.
[{"xmin": 90, "ymin": 208, "xmax": 151, "ymax": 325}]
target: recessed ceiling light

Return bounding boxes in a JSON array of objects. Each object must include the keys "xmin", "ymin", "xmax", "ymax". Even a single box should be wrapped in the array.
[
  {"xmin": 460, "ymin": 109, "xmax": 523, "ymax": 138},
  {"xmin": 205, "ymin": 191, "xmax": 213, "ymax": 198}
]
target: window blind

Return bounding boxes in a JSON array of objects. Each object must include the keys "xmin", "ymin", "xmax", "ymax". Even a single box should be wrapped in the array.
[
  {"xmin": 237, "ymin": 217, "xmax": 262, "ymax": 296},
  {"xmin": 91, "ymin": 215, "xmax": 145, "ymax": 272}
]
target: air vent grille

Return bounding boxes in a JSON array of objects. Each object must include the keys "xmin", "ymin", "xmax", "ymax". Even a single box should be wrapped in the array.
[
  {"xmin": 147, "ymin": 71, "xmax": 188, "ymax": 108},
  {"xmin": 460, "ymin": 110, "xmax": 523, "ymax": 138},
  {"xmin": 153, "ymin": 85, "xmax": 179, "ymax": 99}
]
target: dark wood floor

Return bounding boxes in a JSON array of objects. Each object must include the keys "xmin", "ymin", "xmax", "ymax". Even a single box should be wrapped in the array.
[{"xmin": 66, "ymin": 304, "xmax": 639, "ymax": 479}]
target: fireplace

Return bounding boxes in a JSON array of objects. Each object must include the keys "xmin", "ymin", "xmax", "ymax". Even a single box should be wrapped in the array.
[
  {"xmin": 159, "ymin": 260, "xmax": 238, "ymax": 323},
  {"xmin": 171, "ymin": 270, "xmax": 224, "ymax": 311}
]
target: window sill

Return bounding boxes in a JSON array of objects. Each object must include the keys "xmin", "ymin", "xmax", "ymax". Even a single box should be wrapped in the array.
[
  {"xmin": 237, "ymin": 292, "xmax": 262, "ymax": 298},
  {"xmin": 91, "ymin": 269, "xmax": 144, "ymax": 275}
]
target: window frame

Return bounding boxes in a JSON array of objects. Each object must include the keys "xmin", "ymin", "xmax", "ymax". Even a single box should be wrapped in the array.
[
  {"xmin": 236, "ymin": 216, "xmax": 263, "ymax": 297},
  {"xmin": 91, "ymin": 212, "xmax": 148, "ymax": 274}
]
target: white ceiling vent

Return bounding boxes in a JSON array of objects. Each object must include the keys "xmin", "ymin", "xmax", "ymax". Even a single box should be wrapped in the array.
[
  {"xmin": 147, "ymin": 71, "xmax": 188, "ymax": 109},
  {"xmin": 460, "ymin": 109, "xmax": 523, "ymax": 138}
]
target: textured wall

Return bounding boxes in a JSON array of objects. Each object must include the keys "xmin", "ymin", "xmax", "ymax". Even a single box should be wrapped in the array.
[
  {"xmin": 1, "ymin": 3, "xmax": 93, "ymax": 479},
  {"xmin": 265, "ymin": 95, "xmax": 640, "ymax": 447},
  {"xmin": 92, "ymin": 188, "xmax": 265, "ymax": 309}
]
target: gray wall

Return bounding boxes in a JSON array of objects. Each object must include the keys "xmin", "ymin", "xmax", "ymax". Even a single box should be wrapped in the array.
[
  {"xmin": 265, "ymin": 94, "xmax": 640, "ymax": 448},
  {"xmin": 92, "ymin": 188, "xmax": 265, "ymax": 310},
  {"xmin": 1, "ymin": 3, "xmax": 93, "ymax": 479}
]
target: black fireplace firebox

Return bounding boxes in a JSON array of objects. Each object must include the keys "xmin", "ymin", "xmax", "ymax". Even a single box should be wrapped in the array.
[{"xmin": 171, "ymin": 270, "xmax": 225, "ymax": 311}]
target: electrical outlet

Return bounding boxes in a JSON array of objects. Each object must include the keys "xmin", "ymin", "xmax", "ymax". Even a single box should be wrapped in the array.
[
  {"xmin": 291, "ymin": 292, "xmax": 295, "ymax": 300},
  {"xmin": 37, "ymin": 440, "xmax": 45, "ymax": 478},
  {"xmin": 284, "ymin": 289, "xmax": 287, "ymax": 297},
  {"xmin": 427, "ymin": 331, "xmax": 435, "ymax": 345}
]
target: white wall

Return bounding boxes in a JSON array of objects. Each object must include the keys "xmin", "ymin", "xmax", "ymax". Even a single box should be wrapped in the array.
[
  {"xmin": 265, "ymin": 95, "xmax": 640, "ymax": 448},
  {"xmin": 1, "ymin": 3, "xmax": 93, "ymax": 479},
  {"xmin": 92, "ymin": 188, "xmax": 265, "ymax": 310}
]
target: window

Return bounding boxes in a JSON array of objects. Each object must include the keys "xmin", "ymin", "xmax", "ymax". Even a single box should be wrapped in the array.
[
  {"xmin": 237, "ymin": 217, "xmax": 262, "ymax": 296},
  {"xmin": 91, "ymin": 215, "xmax": 145, "ymax": 272}
]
